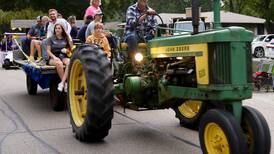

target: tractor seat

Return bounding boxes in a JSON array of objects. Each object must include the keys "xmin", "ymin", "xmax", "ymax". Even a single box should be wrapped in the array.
[{"xmin": 120, "ymin": 42, "xmax": 147, "ymax": 50}]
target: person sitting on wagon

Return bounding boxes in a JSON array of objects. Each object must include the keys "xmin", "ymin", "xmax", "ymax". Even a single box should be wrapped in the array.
[
  {"xmin": 41, "ymin": 9, "xmax": 72, "ymax": 62},
  {"xmin": 86, "ymin": 22, "xmax": 111, "ymax": 59},
  {"xmin": 85, "ymin": 11, "xmax": 118, "ymax": 58},
  {"xmin": 46, "ymin": 23, "xmax": 73, "ymax": 92},
  {"xmin": 29, "ymin": 16, "xmax": 49, "ymax": 62},
  {"xmin": 67, "ymin": 15, "xmax": 78, "ymax": 39},
  {"xmin": 77, "ymin": 15, "xmax": 93, "ymax": 43},
  {"xmin": 21, "ymin": 16, "xmax": 43, "ymax": 56},
  {"xmin": 85, "ymin": 10, "xmax": 103, "ymax": 39}
]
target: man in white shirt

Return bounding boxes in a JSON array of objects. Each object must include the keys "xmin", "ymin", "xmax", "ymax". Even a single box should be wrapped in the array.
[
  {"xmin": 46, "ymin": 9, "xmax": 71, "ymax": 38},
  {"xmin": 41, "ymin": 9, "xmax": 71, "ymax": 60}
]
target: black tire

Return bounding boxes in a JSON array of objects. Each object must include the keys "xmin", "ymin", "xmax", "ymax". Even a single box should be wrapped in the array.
[
  {"xmin": 3, "ymin": 59, "xmax": 11, "ymax": 69},
  {"xmin": 254, "ymin": 47, "xmax": 264, "ymax": 58},
  {"xmin": 26, "ymin": 75, "xmax": 37, "ymax": 95},
  {"xmin": 49, "ymin": 77, "xmax": 66, "ymax": 111},
  {"xmin": 199, "ymin": 109, "xmax": 247, "ymax": 154},
  {"xmin": 242, "ymin": 106, "xmax": 271, "ymax": 154},
  {"xmin": 173, "ymin": 100, "xmax": 207, "ymax": 130},
  {"xmin": 68, "ymin": 45, "xmax": 114, "ymax": 142}
]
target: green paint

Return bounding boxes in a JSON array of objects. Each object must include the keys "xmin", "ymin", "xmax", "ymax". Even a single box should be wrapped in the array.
[
  {"xmin": 213, "ymin": 0, "xmax": 221, "ymax": 29},
  {"xmin": 149, "ymin": 27, "xmax": 253, "ymax": 48},
  {"xmin": 231, "ymin": 102, "xmax": 243, "ymax": 123}
]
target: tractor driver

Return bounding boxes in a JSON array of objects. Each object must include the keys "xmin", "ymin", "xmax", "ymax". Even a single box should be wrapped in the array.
[{"xmin": 124, "ymin": 0, "xmax": 157, "ymax": 59}]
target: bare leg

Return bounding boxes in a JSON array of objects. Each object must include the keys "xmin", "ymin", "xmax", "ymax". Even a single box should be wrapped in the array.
[
  {"xmin": 34, "ymin": 41, "xmax": 42, "ymax": 57},
  {"xmin": 49, "ymin": 58, "xmax": 64, "ymax": 80},
  {"xmin": 29, "ymin": 40, "xmax": 35, "ymax": 60},
  {"xmin": 60, "ymin": 58, "xmax": 70, "ymax": 84}
]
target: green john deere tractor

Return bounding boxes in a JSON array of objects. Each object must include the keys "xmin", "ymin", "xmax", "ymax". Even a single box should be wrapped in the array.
[{"xmin": 67, "ymin": 0, "xmax": 271, "ymax": 153}]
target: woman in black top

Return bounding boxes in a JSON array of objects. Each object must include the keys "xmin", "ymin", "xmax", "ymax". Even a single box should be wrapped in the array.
[{"xmin": 47, "ymin": 23, "xmax": 72, "ymax": 92}]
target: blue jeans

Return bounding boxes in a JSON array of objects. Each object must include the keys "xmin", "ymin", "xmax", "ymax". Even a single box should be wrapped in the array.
[
  {"xmin": 125, "ymin": 31, "xmax": 154, "ymax": 53},
  {"xmin": 125, "ymin": 32, "xmax": 138, "ymax": 53}
]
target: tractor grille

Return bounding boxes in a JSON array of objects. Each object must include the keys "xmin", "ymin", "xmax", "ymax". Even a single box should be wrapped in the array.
[
  {"xmin": 246, "ymin": 43, "xmax": 253, "ymax": 83},
  {"xmin": 208, "ymin": 43, "xmax": 231, "ymax": 84}
]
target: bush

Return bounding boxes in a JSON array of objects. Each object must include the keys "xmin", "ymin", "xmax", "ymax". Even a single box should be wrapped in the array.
[{"xmin": 0, "ymin": 8, "xmax": 45, "ymax": 33}]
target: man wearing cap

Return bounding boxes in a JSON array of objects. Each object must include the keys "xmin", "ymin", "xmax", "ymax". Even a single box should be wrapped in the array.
[
  {"xmin": 28, "ymin": 16, "xmax": 49, "ymax": 62},
  {"xmin": 85, "ymin": 10, "xmax": 103, "ymax": 39},
  {"xmin": 22, "ymin": 16, "xmax": 44, "ymax": 56},
  {"xmin": 77, "ymin": 15, "xmax": 93, "ymax": 43},
  {"xmin": 124, "ymin": 0, "xmax": 157, "ymax": 59},
  {"xmin": 27, "ymin": 16, "xmax": 44, "ymax": 40}
]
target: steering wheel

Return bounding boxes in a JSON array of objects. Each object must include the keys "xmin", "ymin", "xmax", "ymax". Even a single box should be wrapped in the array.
[{"xmin": 134, "ymin": 12, "xmax": 164, "ymax": 42}]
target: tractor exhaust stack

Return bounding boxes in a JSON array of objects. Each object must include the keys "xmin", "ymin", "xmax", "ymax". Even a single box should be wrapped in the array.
[
  {"xmin": 213, "ymin": 0, "xmax": 221, "ymax": 29},
  {"xmin": 192, "ymin": 0, "xmax": 199, "ymax": 34}
]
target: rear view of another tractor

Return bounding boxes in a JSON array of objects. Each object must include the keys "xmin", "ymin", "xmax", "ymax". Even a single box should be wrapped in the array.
[{"xmin": 67, "ymin": 0, "xmax": 271, "ymax": 153}]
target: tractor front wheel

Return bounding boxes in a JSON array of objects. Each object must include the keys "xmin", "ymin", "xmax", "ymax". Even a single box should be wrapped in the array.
[
  {"xmin": 199, "ymin": 109, "xmax": 247, "ymax": 154},
  {"xmin": 241, "ymin": 106, "xmax": 271, "ymax": 154},
  {"xmin": 68, "ymin": 45, "xmax": 114, "ymax": 142}
]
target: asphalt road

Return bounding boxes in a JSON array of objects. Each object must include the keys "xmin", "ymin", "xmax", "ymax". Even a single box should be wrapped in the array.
[{"xmin": 0, "ymin": 68, "xmax": 273, "ymax": 154}]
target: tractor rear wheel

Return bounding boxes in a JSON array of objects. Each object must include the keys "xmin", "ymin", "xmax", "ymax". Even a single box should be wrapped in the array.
[
  {"xmin": 173, "ymin": 100, "xmax": 207, "ymax": 129},
  {"xmin": 26, "ymin": 75, "xmax": 37, "ymax": 95},
  {"xmin": 68, "ymin": 45, "xmax": 114, "ymax": 142},
  {"xmin": 241, "ymin": 106, "xmax": 271, "ymax": 154},
  {"xmin": 199, "ymin": 109, "xmax": 247, "ymax": 154}
]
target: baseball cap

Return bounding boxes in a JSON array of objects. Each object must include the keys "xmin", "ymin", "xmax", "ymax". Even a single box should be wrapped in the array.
[
  {"xmin": 36, "ymin": 16, "xmax": 42, "ymax": 21},
  {"xmin": 93, "ymin": 10, "xmax": 103, "ymax": 18}
]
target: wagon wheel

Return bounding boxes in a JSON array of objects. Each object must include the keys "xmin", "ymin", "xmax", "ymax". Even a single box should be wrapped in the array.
[
  {"xmin": 68, "ymin": 45, "xmax": 114, "ymax": 142},
  {"xmin": 26, "ymin": 75, "xmax": 37, "ymax": 95},
  {"xmin": 3, "ymin": 59, "xmax": 11, "ymax": 69},
  {"xmin": 49, "ymin": 77, "xmax": 66, "ymax": 111},
  {"xmin": 173, "ymin": 100, "xmax": 207, "ymax": 130},
  {"xmin": 241, "ymin": 106, "xmax": 271, "ymax": 154},
  {"xmin": 199, "ymin": 109, "xmax": 247, "ymax": 154}
]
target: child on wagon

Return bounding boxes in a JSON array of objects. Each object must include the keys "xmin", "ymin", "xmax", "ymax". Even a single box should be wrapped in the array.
[{"xmin": 86, "ymin": 22, "xmax": 111, "ymax": 59}]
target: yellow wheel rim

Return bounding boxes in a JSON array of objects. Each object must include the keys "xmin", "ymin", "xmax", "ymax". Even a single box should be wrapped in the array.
[
  {"xmin": 178, "ymin": 100, "xmax": 202, "ymax": 118},
  {"xmin": 69, "ymin": 59, "xmax": 88, "ymax": 127},
  {"xmin": 242, "ymin": 119, "xmax": 254, "ymax": 152},
  {"xmin": 204, "ymin": 122, "xmax": 230, "ymax": 154}
]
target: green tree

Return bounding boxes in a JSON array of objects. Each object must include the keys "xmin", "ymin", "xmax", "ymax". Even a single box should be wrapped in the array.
[
  {"xmin": 223, "ymin": 0, "xmax": 274, "ymax": 33},
  {"xmin": 0, "ymin": 8, "xmax": 44, "ymax": 33},
  {"xmin": 222, "ymin": 0, "xmax": 249, "ymax": 13},
  {"xmin": 246, "ymin": 0, "xmax": 274, "ymax": 33}
]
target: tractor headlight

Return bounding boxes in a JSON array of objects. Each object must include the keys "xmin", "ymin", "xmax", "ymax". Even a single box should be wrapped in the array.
[{"xmin": 134, "ymin": 52, "xmax": 143, "ymax": 62}]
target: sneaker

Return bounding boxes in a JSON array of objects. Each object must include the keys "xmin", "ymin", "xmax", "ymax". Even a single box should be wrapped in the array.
[
  {"xmin": 36, "ymin": 59, "xmax": 47, "ymax": 66},
  {"xmin": 57, "ymin": 82, "xmax": 64, "ymax": 92},
  {"xmin": 28, "ymin": 56, "xmax": 35, "ymax": 62},
  {"xmin": 64, "ymin": 82, "xmax": 68, "ymax": 93},
  {"xmin": 35, "ymin": 57, "xmax": 43, "ymax": 63}
]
